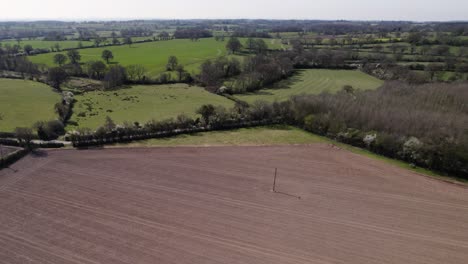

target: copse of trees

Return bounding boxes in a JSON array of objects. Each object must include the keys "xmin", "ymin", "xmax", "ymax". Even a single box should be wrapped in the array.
[
  {"xmin": 226, "ymin": 37, "xmax": 243, "ymax": 54},
  {"xmin": 173, "ymin": 28, "xmax": 212, "ymax": 40},
  {"xmin": 103, "ymin": 65, "xmax": 127, "ymax": 89},
  {"xmin": 85, "ymin": 61, "xmax": 107, "ymax": 79},
  {"xmin": 289, "ymin": 81, "xmax": 468, "ymax": 177},
  {"xmin": 198, "ymin": 57, "xmax": 242, "ymax": 90},
  {"xmin": 246, "ymin": 38, "xmax": 268, "ymax": 54}
]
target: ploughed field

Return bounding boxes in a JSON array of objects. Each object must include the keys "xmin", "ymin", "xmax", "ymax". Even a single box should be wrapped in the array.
[{"xmin": 1, "ymin": 145, "xmax": 468, "ymax": 263}]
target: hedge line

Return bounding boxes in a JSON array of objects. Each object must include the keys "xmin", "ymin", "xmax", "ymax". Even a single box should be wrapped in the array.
[{"xmin": 71, "ymin": 119, "xmax": 279, "ymax": 148}]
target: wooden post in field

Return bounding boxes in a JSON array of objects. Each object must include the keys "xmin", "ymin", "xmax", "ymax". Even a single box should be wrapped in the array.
[
  {"xmin": 0, "ymin": 145, "xmax": 4, "ymax": 168},
  {"xmin": 272, "ymin": 168, "xmax": 277, "ymax": 192}
]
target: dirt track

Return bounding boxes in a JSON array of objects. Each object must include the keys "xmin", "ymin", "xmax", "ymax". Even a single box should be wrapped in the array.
[{"xmin": 0, "ymin": 145, "xmax": 467, "ymax": 263}]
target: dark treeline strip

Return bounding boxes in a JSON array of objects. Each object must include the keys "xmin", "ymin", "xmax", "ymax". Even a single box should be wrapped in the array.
[
  {"xmin": 173, "ymin": 28, "xmax": 212, "ymax": 40},
  {"xmin": 0, "ymin": 138, "xmax": 64, "ymax": 148}
]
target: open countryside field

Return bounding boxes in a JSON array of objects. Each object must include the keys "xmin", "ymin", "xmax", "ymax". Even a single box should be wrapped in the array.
[
  {"xmin": 115, "ymin": 125, "xmax": 327, "ymax": 147},
  {"xmin": 69, "ymin": 83, "xmax": 233, "ymax": 130},
  {"xmin": 1, "ymin": 145, "xmax": 468, "ymax": 263},
  {"xmin": 29, "ymin": 38, "xmax": 284, "ymax": 77},
  {"xmin": 235, "ymin": 69, "xmax": 383, "ymax": 103},
  {"xmin": 0, "ymin": 78, "xmax": 60, "ymax": 132}
]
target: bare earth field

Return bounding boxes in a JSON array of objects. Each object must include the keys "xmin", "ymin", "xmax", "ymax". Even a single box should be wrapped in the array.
[
  {"xmin": 0, "ymin": 145, "xmax": 21, "ymax": 156},
  {"xmin": 0, "ymin": 145, "xmax": 468, "ymax": 264}
]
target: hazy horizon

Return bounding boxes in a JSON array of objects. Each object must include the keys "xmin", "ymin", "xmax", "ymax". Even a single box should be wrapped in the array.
[{"xmin": 3, "ymin": 0, "xmax": 468, "ymax": 22}]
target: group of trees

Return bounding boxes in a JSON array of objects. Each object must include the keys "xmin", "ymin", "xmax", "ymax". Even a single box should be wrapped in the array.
[
  {"xmin": 0, "ymin": 44, "xmax": 39, "ymax": 75},
  {"xmin": 198, "ymin": 57, "xmax": 242, "ymax": 88},
  {"xmin": 173, "ymin": 28, "xmax": 212, "ymax": 40},
  {"xmin": 287, "ymin": 81, "xmax": 468, "ymax": 177}
]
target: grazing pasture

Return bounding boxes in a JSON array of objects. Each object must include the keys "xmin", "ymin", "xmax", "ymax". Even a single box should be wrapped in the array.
[
  {"xmin": 1, "ymin": 145, "xmax": 467, "ymax": 263},
  {"xmin": 236, "ymin": 69, "xmax": 383, "ymax": 103},
  {"xmin": 29, "ymin": 38, "xmax": 284, "ymax": 77},
  {"xmin": 0, "ymin": 78, "xmax": 60, "ymax": 132},
  {"xmin": 235, "ymin": 69, "xmax": 383, "ymax": 103},
  {"xmin": 69, "ymin": 83, "xmax": 233, "ymax": 130}
]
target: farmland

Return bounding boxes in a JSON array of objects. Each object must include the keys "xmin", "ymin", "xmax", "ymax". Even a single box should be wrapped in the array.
[
  {"xmin": 29, "ymin": 38, "xmax": 284, "ymax": 77},
  {"xmin": 114, "ymin": 125, "xmax": 328, "ymax": 147},
  {"xmin": 0, "ymin": 78, "xmax": 60, "ymax": 131},
  {"xmin": 69, "ymin": 83, "xmax": 234, "ymax": 130},
  {"xmin": 1, "ymin": 145, "xmax": 468, "ymax": 263},
  {"xmin": 235, "ymin": 69, "xmax": 384, "ymax": 103}
]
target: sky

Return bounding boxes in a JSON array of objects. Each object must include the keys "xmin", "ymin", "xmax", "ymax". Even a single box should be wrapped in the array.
[{"xmin": 2, "ymin": 0, "xmax": 468, "ymax": 21}]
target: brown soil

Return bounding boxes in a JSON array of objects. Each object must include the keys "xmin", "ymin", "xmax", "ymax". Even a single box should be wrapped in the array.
[{"xmin": 1, "ymin": 145, "xmax": 467, "ymax": 264}]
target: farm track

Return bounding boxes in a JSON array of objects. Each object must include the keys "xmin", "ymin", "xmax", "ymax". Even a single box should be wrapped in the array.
[{"xmin": 0, "ymin": 145, "xmax": 467, "ymax": 263}]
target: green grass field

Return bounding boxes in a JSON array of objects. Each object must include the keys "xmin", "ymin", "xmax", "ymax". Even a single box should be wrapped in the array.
[
  {"xmin": 69, "ymin": 83, "xmax": 234, "ymax": 130},
  {"xmin": 0, "ymin": 78, "xmax": 61, "ymax": 132},
  {"xmin": 235, "ymin": 69, "xmax": 384, "ymax": 103},
  {"xmin": 29, "ymin": 38, "xmax": 283, "ymax": 77},
  {"xmin": 113, "ymin": 125, "xmax": 326, "ymax": 147}
]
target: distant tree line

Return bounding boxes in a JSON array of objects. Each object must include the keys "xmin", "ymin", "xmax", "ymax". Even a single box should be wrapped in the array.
[{"xmin": 173, "ymin": 28, "xmax": 212, "ymax": 40}]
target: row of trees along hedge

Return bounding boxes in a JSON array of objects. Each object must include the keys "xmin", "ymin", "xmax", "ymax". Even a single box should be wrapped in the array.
[{"xmin": 69, "ymin": 100, "xmax": 290, "ymax": 147}]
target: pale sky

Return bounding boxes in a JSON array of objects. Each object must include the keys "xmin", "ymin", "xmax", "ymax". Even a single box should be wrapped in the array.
[{"xmin": 2, "ymin": 0, "xmax": 467, "ymax": 21}]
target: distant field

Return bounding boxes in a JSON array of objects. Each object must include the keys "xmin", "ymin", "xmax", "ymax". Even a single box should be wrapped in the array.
[
  {"xmin": 69, "ymin": 83, "xmax": 234, "ymax": 130},
  {"xmin": 0, "ymin": 78, "xmax": 60, "ymax": 132},
  {"xmin": 0, "ymin": 39, "xmax": 94, "ymax": 50},
  {"xmin": 235, "ymin": 69, "xmax": 384, "ymax": 103},
  {"xmin": 116, "ymin": 125, "xmax": 326, "ymax": 147},
  {"xmin": 30, "ymin": 38, "xmax": 284, "ymax": 77}
]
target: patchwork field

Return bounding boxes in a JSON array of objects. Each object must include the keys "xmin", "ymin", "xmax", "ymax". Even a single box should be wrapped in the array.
[
  {"xmin": 235, "ymin": 69, "xmax": 384, "ymax": 103},
  {"xmin": 69, "ymin": 83, "xmax": 233, "ymax": 130},
  {"xmin": 0, "ymin": 78, "xmax": 60, "ymax": 132},
  {"xmin": 29, "ymin": 38, "xmax": 283, "ymax": 77},
  {"xmin": 1, "ymin": 145, "xmax": 467, "ymax": 263}
]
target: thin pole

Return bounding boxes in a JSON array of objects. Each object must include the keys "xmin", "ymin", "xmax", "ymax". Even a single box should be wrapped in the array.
[
  {"xmin": 272, "ymin": 168, "xmax": 277, "ymax": 192},
  {"xmin": 0, "ymin": 144, "xmax": 3, "ymax": 168}
]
